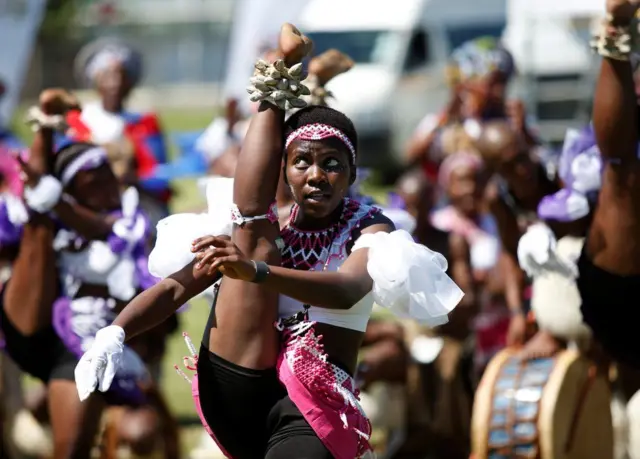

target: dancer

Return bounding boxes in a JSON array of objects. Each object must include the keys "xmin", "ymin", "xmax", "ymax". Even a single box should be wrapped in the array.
[
  {"xmin": 76, "ymin": 24, "xmax": 463, "ymax": 459},
  {"xmin": 430, "ymin": 152, "xmax": 506, "ymax": 374},
  {"xmin": 0, "ymin": 101, "xmax": 104, "ymax": 459},
  {"xmin": 516, "ymin": 125, "xmax": 640, "ymax": 459},
  {"xmin": 473, "ymin": 121, "xmax": 560, "ymax": 349},
  {"xmin": 573, "ymin": 0, "xmax": 640, "ymax": 369},
  {"xmin": 405, "ymin": 37, "xmax": 536, "ymax": 178},
  {"xmin": 71, "ymin": 38, "xmax": 171, "ymax": 229},
  {"xmin": 0, "ymin": 90, "xmax": 176, "ymax": 459}
]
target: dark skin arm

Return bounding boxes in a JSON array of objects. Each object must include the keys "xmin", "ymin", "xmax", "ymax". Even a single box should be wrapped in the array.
[
  {"xmin": 485, "ymin": 182, "xmax": 527, "ymax": 346},
  {"xmin": 589, "ymin": 2, "xmax": 640, "ymax": 272},
  {"xmin": 113, "ymin": 260, "xmax": 220, "ymax": 341},
  {"xmin": 192, "ymin": 222, "xmax": 394, "ymax": 310},
  {"xmin": 439, "ymin": 233, "xmax": 477, "ymax": 339},
  {"xmin": 52, "ymin": 198, "xmax": 117, "ymax": 240},
  {"xmin": 4, "ymin": 127, "xmax": 58, "ymax": 334},
  {"xmin": 593, "ymin": 40, "xmax": 637, "ymax": 164},
  {"xmin": 448, "ymin": 233, "xmax": 476, "ymax": 309},
  {"xmin": 405, "ymin": 88, "xmax": 463, "ymax": 168}
]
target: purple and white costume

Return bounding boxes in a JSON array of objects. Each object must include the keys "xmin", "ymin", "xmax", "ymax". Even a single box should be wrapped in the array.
[
  {"xmin": 51, "ymin": 185, "xmax": 157, "ymax": 404},
  {"xmin": 5, "ymin": 146, "xmax": 159, "ymax": 404}
]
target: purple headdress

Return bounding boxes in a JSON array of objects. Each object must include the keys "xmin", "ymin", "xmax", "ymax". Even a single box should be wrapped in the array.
[{"xmin": 537, "ymin": 126, "xmax": 603, "ymax": 222}]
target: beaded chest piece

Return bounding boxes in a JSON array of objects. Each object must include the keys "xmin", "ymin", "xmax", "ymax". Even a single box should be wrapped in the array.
[{"xmin": 279, "ymin": 198, "xmax": 380, "ymax": 271}]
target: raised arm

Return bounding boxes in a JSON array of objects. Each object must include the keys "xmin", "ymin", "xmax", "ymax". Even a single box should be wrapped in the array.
[
  {"xmin": 592, "ymin": 1, "xmax": 640, "ymax": 162},
  {"xmin": 114, "ymin": 261, "xmax": 220, "ymax": 340},
  {"xmin": 234, "ymin": 25, "xmax": 311, "ymax": 217},
  {"xmin": 4, "ymin": 125, "xmax": 58, "ymax": 334}
]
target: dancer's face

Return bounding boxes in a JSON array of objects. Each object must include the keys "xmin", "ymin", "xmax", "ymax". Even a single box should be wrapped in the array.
[
  {"xmin": 69, "ymin": 163, "xmax": 121, "ymax": 212},
  {"xmin": 396, "ymin": 172, "xmax": 433, "ymax": 221},
  {"xmin": 96, "ymin": 62, "xmax": 133, "ymax": 112},
  {"xmin": 285, "ymin": 138, "xmax": 352, "ymax": 219},
  {"xmin": 447, "ymin": 165, "xmax": 483, "ymax": 217}
]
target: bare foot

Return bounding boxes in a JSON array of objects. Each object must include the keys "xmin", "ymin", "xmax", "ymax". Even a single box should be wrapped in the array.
[
  {"xmin": 309, "ymin": 49, "xmax": 354, "ymax": 86},
  {"xmin": 519, "ymin": 330, "xmax": 565, "ymax": 360},
  {"xmin": 279, "ymin": 23, "xmax": 313, "ymax": 66}
]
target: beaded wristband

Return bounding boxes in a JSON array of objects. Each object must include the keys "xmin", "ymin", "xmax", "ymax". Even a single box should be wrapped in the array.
[
  {"xmin": 251, "ymin": 261, "xmax": 271, "ymax": 283},
  {"xmin": 230, "ymin": 202, "xmax": 279, "ymax": 227}
]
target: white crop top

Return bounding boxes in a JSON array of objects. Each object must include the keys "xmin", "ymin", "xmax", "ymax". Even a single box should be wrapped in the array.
[{"xmin": 277, "ymin": 199, "xmax": 382, "ymax": 332}]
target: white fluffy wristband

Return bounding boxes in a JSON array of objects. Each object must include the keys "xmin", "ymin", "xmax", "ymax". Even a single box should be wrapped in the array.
[{"xmin": 24, "ymin": 175, "xmax": 63, "ymax": 213}]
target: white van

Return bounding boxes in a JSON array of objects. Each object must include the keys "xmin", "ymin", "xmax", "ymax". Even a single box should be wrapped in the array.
[
  {"xmin": 502, "ymin": 0, "xmax": 602, "ymax": 146},
  {"xmin": 297, "ymin": 0, "xmax": 507, "ymax": 170}
]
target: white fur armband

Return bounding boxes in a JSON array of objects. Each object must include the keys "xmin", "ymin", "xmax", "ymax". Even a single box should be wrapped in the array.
[
  {"xmin": 247, "ymin": 59, "xmax": 310, "ymax": 111},
  {"xmin": 24, "ymin": 175, "xmax": 62, "ymax": 213}
]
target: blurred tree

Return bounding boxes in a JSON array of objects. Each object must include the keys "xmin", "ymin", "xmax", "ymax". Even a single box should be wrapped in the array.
[{"xmin": 39, "ymin": 0, "xmax": 79, "ymax": 38}]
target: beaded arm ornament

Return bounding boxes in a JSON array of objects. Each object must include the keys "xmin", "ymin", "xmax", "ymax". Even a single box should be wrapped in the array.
[
  {"xmin": 591, "ymin": 14, "xmax": 640, "ymax": 61},
  {"xmin": 247, "ymin": 59, "xmax": 311, "ymax": 111}
]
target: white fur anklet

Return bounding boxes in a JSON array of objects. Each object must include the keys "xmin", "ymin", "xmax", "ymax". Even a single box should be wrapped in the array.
[
  {"xmin": 24, "ymin": 175, "xmax": 63, "ymax": 213},
  {"xmin": 247, "ymin": 59, "xmax": 310, "ymax": 110}
]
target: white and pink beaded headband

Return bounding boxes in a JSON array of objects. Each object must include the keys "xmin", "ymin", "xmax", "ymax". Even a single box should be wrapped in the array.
[{"xmin": 284, "ymin": 123, "xmax": 356, "ymax": 163}]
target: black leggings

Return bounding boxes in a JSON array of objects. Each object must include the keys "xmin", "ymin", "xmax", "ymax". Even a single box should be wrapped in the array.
[
  {"xmin": 0, "ymin": 286, "xmax": 76, "ymax": 383},
  {"xmin": 197, "ymin": 284, "xmax": 332, "ymax": 458},
  {"xmin": 578, "ymin": 247, "xmax": 640, "ymax": 369}
]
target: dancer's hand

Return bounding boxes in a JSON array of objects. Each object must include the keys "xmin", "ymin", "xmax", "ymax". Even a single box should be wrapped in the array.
[
  {"xmin": 279, "ymin": 23, "xmax": 313, "ymax": 67},
  {"xmin": 74, "ymin": 325, "xmax": 125, "ymax": 401},
  {"xmin": 192, "ymin": 235, "xmax": 257, "ymax": 281},
  {"xmin": 38, "ymin": 88, "xmax": 81, "ymax": 115},
  {"xmin": 506, "ymin": 312, "xmax": 527, "ymax": 347},
  {"xmin": 607, "ymin": 0, "xmax": 640, "ymax": 23}
]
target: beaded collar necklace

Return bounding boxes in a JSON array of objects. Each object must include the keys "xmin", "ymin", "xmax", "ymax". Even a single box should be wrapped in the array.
[{"xmin": 280, "ymin": 198, "xmax": 372, "ymax": 271}]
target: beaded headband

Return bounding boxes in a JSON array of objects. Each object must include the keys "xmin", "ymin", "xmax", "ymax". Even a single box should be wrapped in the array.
[
  {"xmin": 285, "ymin": 123, "xmax": 356, "ymax": 163},
  {"xmin": 60, "ymin": 147, "xmax": 108, "ymax": 186}
]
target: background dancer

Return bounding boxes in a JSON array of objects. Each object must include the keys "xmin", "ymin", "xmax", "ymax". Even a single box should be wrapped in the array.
[
  {"xmin": 577, "ymin": 0, "xmax": 640, "ymax": 369},
  {"xmin": 0, "ymin": 92, "xmax": 105, "ymax": 459},
  {"xmin": 473, "ymin": 121, "xmax": 559, "ymax": 350},
  {"xmin": 4, "ymin": 89, "xmax": 177, "ymax": 458},
  {"xmin": 71, "ymin": 38, "xmax": 172, "ymax": 232}
]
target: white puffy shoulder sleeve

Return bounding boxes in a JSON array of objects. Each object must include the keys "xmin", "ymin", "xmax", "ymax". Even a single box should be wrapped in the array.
[
  {"xmin": 352, "ymin": 229, "xmax": 464, "ymax": 327},
  {"xmin": 147, "ymin": 177, "xmax": 234, "ymax": 279}
]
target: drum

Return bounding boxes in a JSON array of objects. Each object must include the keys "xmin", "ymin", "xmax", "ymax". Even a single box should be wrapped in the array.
[{"xmin": 472, "ymin": 348, "xmax": 613, "ymax": 459}]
